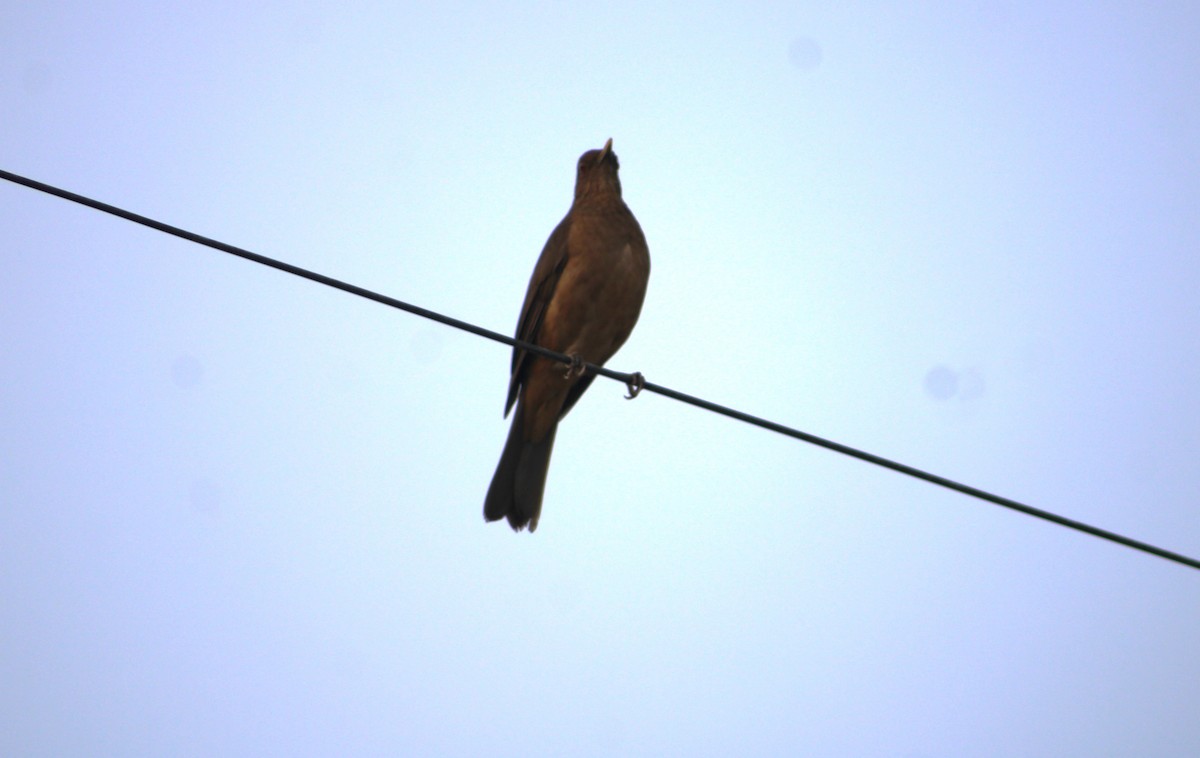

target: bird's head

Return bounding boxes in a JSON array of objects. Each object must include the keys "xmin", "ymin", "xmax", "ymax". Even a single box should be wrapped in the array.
[{"xmin": 574, "ymin": 138, "xmax": 622, "ymax": 200}]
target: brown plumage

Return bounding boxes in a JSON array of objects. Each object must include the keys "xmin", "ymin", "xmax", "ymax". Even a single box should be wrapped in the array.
[{"xmin": 484, "ymin": 138, "xmax": 651, "ymax": 532}]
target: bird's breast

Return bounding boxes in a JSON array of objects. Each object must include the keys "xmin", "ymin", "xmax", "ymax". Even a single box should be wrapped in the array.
[{"xmin": 540, "ymin": 231, "xmax": 649, "ymax": 366}]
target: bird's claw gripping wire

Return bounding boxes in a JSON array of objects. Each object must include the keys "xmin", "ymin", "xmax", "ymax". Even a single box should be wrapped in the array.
[
  {"xmin": 624, "ymin": 371, "xmax": 645, "ymax": 400},
  {"xmin": 562, "ymin": 353, "xmax": 586, "ymax": 379}
]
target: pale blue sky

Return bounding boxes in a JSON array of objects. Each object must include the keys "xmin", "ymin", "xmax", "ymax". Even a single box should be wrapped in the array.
[{"xmin": 3, "ymin": 3, "xmax": 1199, "ymax": 755}]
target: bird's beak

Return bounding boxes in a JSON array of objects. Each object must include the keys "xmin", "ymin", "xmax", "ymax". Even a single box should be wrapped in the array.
[{"xmin": 599, "ymin": 138, "xmax": 613, "ymax": 160}]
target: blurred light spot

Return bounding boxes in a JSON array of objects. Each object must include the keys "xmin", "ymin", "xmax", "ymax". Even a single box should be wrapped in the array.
[
  {"xmin": 189, "ymin": 479, "xmax": 220, "ymax": 515},
  {"xmin": 787, "ymin": 37, "xmax": 823, "ymax": 71},
  {"xmin": 171, "ymin": 354, "xmax": 204, "ymax": 388},
  {"xmin": 924, "ymin": 365, "xmax": 959, "ymax": 400}
]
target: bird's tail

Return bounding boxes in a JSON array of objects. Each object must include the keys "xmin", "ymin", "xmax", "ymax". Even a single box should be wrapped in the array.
[{"xmin": 484, "ymin": 406, "xmax": 557, "ymax": 532}]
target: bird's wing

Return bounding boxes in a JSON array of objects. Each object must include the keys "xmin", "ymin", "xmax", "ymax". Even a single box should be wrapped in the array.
[
  {"xmin": 505, "ymin": 218, "xmax": 571, "ymax": 416},
  {"xmin": 557, "ymin": 370, "xmax": 596, "ymax": 419}
]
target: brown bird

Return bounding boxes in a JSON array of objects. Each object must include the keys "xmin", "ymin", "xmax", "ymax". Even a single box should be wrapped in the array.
[{"xmin": 484, "ymin": 138, "xmax": 651, "ymax": 532}]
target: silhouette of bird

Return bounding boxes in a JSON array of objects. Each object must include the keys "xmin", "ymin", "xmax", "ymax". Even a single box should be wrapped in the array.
[{"xmin": 484, "ymin": 138, "xmax": 650, "ymax": 532}]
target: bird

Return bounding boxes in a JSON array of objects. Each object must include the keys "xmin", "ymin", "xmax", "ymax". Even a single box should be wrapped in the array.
[{"xmin": 484, "ymin": 138, "xmax": 651, "ymax": 532}]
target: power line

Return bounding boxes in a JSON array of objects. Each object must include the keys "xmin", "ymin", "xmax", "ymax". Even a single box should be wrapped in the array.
[{"xmin": 3, "ymin": 167, "xmax": 1197, "ymax": 572}]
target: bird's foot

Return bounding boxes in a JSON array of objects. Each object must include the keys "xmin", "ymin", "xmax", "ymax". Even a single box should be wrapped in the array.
[
  {"xmin": 562, "ymin": 353, "xmax": 586, "ymax": 379},
  {"xmin": 624, "ymin": 371, "xmax": 645, "ymax": 399}
]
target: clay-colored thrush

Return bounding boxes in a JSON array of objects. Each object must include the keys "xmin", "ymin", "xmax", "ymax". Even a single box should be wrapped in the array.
[{"xmin": 484, "ymin": 138, "xmax": 651, "ymax": 531}]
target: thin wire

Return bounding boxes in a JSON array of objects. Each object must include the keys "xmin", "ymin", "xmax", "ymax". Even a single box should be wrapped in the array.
[{"xmin": 4, "ymin": 167, "xmax": 1197, "ymax": 572}]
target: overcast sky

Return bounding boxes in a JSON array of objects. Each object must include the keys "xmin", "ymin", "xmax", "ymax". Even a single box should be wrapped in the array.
[{"xmin": 3, "ymin": 3, "xmax": 1199, "ymax": 755}]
